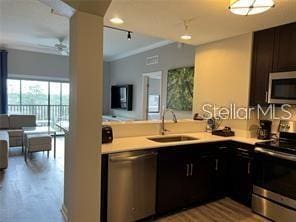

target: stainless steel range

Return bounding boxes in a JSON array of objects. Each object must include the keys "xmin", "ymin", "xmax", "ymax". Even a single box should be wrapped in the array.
[{"xmin": 253, "ymin": 120, "xmax": 296, "ymax": 222}]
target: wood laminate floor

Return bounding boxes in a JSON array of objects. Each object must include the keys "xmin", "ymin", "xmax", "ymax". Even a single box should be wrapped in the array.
[
  {"xmin": 0, "ymin": 137, "xmax": 269, "ymax": 222},
  {"xmin": 0, "ymin": 137, "xmax": 65, "ymax": 222},
  {"xmin": 156, "ymin": 198, "xmax": 269, "ymax": 222}
]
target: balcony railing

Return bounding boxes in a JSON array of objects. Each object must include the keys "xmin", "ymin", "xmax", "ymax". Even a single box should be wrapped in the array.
[{"xmin": 8, "ymin": 105, "xmax": 69, "ymax": 131}]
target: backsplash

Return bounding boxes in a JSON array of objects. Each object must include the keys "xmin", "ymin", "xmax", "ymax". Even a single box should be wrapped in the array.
[
  {"xmin": 104, "ymin": 119, "xmax": 258, "ymax": 139},
  {"xmin": 104, "ymin": 120, "xmax": 207, "ymax": 138}
]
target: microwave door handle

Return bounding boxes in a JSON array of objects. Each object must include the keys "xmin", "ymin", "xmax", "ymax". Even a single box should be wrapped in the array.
[{"xmin": 255, "ymin": 147, "xmax": 296, "ymax": 162}]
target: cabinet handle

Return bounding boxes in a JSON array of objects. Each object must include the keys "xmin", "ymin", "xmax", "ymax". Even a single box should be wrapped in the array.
[
  {"xmin": 247, "ymin": 161, "xmax": 251, "ymax": 175},
  {"xmin": 186, "ymin": 164, "xmax": 190, "ymax": 176},
  {"xmin": 265, "ymin": 91, "xmax": 268, "ymax": 103},
  {"xmin": 215, "ymin": 159, "xmax": 219, "ymax": 171},
  {"xmin": 237, "ymin": 148, "xmax": 248, "ymax": 152},
  {"xmin": 190, "ymin": 163, "xmax": 193, "ymax": 176}
]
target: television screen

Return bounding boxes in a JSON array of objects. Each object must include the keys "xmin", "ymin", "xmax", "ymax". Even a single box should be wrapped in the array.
[{"xmin": 111, "ymin": 85, "xmax": 133, "ymax": 111}]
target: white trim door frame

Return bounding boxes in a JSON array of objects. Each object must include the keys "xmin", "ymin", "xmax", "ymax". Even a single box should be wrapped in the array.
[{"xmin": 142, "ymin": 71, "xmax": 162, "ymax": 120}]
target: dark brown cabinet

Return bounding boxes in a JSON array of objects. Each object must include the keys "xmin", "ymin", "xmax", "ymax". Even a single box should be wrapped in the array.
[
  {"xmin": 250, "ymin": 28, "xmax": 275, "ymax": 106},
  {"xmin": 189, "ymin": 152, "xmax": 217, "ymax": 203},
  {"xmin": 156, "ymin": 144, "xmax": 223, "ymax": 215},
  {"xmin": 156, "ymin": 148, "xmax": 191, "ymax": 214},
  {"xmin": 273, "ymin": 23, "xmax": 296, "ymax": 72},
  {"xmin": 228, "ymin": 143, "xmax": 253, "ymax": 206},
  {"xmin": 250, "ymin": 22, "xmax": 296, "ymax": 106}
]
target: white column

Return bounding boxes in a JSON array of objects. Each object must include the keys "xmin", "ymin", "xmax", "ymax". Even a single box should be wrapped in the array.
[{"xmin": 64, "ymin": 11, "xmax": 103, "ymax": 222}]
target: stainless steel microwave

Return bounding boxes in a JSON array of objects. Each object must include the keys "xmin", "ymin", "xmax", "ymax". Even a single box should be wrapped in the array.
[{"xmin": 268, "ymin": 71, "xmax": 296, "ymax": 104}]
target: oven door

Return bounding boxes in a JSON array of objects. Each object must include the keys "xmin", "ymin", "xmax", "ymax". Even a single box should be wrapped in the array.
[
  {"xmin": 268, "ymin": 71, "xmax": 296, "ymax": 104},
  {"xmin": 253, "ymin": 147, "xmax": 296, "ymax": 202}
]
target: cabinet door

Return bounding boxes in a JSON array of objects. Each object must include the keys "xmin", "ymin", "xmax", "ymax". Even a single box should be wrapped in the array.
[
  {"xmin": 156, "ymin": 149, "xmax": 191, "ymax": 214},
  {"xmin": 273, "ymin": 22, "xmax": 296, "ymax": 72},
  {"xmin": 229, "ymin": 153, "xmax": 252, "ymax": 206},
  {"xmin": 250, "ymin": 28, "xmax": 275, "ymax": 106},
  {"xmin": 214, "ymin": 146, "xmax": 231, "ymax": 197},
  {"xmin": 189, "ymin": 153, "xmax": 216, "ymax": 203}
]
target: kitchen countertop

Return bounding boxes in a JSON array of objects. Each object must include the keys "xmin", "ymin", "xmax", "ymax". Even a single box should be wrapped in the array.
[{"xmin": 101, "ymin": 132, "xmax": 267, "ymax": 154}]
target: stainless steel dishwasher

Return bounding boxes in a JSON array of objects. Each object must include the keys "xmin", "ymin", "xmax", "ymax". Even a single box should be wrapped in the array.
[{"xmin": 108, "ymin": 150, "xmax": 157, "ymax": 222}]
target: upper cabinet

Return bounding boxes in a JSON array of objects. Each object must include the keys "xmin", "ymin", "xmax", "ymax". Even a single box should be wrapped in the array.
[
  {"xmin": 249, "ymin": 22, "xmax": 296, "ymax": 106},
  {"xmin": 273, "ymin": 23, "xmax": 296, "ymax": 72},
  {"xmin": 250, "ymin": 28, "xmax": 275, "ymax": 106}
]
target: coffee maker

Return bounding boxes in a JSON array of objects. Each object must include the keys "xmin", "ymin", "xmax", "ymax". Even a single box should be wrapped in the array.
[{"xmin": 257, "ymin": 120, "xmax": 272, "ymax": 140}]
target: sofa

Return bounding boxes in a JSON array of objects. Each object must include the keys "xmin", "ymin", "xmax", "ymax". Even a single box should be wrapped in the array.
[{"xmin": 0, "ymin": 114, "xmax": 36, "ymax": 170}]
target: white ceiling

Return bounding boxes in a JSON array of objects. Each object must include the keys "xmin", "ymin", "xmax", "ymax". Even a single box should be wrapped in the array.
[
  {"xmin": 1, "ymin": 0, "xmax": 295, "ymax": 60},
  {"xmin": 0, "ymin": 0, "xmax": 168, "ymax": 61},
  {"xmin": 103, "ymin": 28, "xmax": 171, "ymax": 61},
  {"xmin": 105, "ymin": 0, "xmax": 296, "ymax": 46}
]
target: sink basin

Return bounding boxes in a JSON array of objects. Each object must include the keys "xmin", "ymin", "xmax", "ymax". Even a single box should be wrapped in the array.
[{"xmin": 148, "ymin": 135, "xmax": 199, "ymax": 143}]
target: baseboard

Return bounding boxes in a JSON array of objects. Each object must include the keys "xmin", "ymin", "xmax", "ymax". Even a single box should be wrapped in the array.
[{"xmin": 61, "ymin": 204, "xmax": 69, "ymax": 222}]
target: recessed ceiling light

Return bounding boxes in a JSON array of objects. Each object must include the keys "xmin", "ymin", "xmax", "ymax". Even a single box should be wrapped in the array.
[
  {"xmin": 110, "ymin": 17, "xmax": 124, "ymax": 24},
  {"xmin": 180, "ymin": 34, "xmax": 192, "ymax": 40},
  {"xmin": 229, "ymin": 0, "xmax": 275, "ymax": 16}
]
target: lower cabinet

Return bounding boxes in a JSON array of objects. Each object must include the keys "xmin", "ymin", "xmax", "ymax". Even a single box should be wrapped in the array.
[
  {"xmin": 156, "ymin": 142, "xmax": 254, "ymax": 216},
  {"xmin": 156, "ymin": 148, "xmax": 191, "ymax": 214},
  {"xmin": 156, "ymin": 144, "xmax": 221, "ymax": 215},
  {"xmin": 228, "ymin": 143, "xmax": 253, "ymax": 206}
]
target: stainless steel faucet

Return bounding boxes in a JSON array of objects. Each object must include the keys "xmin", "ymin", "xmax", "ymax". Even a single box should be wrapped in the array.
[{"xmin": 160, "ymin": 108, "xmax": 178, "ymax": 135}]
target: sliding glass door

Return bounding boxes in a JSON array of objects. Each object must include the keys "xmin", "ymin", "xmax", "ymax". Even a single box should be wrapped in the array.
[{"xmin": 7, "ymin": 79, "xmax": 69, "ymax": 133}]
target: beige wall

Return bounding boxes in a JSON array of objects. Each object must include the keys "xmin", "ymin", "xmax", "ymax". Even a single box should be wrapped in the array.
[{"xmin": 193, "ymin": 33, "xmax": 254, "ymax": 131}]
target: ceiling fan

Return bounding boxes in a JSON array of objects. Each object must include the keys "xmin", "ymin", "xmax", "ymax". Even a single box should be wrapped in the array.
[{"xmin": 38, "ymin": 37, "xmax": 69, "ymax": 56}]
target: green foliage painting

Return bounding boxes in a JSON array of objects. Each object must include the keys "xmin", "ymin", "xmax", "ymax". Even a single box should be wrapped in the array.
[{"xmin": 167, "ymin": 66, "xmax": 194, "ymax": 111}]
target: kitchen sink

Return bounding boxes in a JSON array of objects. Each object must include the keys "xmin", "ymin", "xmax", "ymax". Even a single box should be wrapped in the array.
[{"xmin": 148, "ymin": 135, "xmax": 199, "ymax": 143}]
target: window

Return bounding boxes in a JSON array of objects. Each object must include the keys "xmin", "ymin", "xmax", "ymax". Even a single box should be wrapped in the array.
[
  {"xmin": 148, "ymin": 95, "xmax": 160, "ymax": 113},
  {"xmin": 7, "ymin": 79, "xmax": 20, "ymax": 105},
  {"xmin": 22, "ymin": 80, "xmax": 48, "ymax": 105},
  {"xmin": 7, "ymin": 79, "xmax": 70, "ymax": 133}
]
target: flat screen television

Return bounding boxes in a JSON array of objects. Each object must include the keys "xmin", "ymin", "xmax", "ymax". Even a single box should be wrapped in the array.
[{"xmin": 111, "ymin": 85, "xmax": 133, "ymax": 111}]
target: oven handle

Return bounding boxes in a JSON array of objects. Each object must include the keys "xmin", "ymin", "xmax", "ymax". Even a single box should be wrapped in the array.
[{"xmin": 255, "ymin": 147, "xmax": 296, "ymax": 162}]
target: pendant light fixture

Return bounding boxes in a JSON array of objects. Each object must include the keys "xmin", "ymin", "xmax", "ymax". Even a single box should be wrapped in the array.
[
  {"xmin": 180, "ymin": 20, "xmax": 192, "ymax": 40},
  {"xmin": 105, "ymin": 26, "xmax": 133, "ymax": 41},
  {"xmin": 127, "ymin": 31, "xmax": 132, "ymax": 40},
  {"xmin": 229, "ymin": 0, "xmax": 275, "ymax": 16}
]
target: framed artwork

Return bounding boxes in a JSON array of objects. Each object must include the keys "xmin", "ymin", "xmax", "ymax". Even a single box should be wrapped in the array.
[{"xmin": 167, "ymin": 66, "xmax": 194, "ymax": 111}]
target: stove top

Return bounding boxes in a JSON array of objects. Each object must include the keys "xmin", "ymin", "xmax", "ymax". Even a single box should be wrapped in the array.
[{"xmin": 256, "ymin": 140, "xmax": 296, "ymax": 155}]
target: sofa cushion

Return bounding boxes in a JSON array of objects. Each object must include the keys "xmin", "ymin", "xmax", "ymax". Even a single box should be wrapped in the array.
[
  {"xmin": 0, "ymin": 114, "xmax": 9, "ymax": 129},
  {"xmin": 0, "ymin": 130, "xmax": 9, "ymax": 169},
  {"xmin": 8, "ymin": 129, "xmax": 23, "ymax": 137},
  {"xmin": 9, "ymin": 115, "xmax": 36, "ymax": 129},
  {"xmin": 0, "ymin": 130, "xmax": 9, "ymax": 141},
  {"xmin": 27, "ymin": 134, "xmax": 52, "ymax": 145}
]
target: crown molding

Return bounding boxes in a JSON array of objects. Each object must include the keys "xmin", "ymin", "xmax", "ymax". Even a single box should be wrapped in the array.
[
  {"xmin": 1, "ymin": 43, "xmax": 67, "ymax": 57},
  {"xmin": 2, "ymin": 39, "xmax": 174, "ymax": 61}
]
